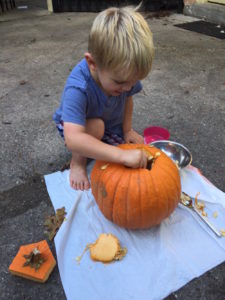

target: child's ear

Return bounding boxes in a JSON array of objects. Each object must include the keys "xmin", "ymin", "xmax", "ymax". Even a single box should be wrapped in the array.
[{"xmin": 84, "ymin": 52, "xmax": 97, "ymax": 72}]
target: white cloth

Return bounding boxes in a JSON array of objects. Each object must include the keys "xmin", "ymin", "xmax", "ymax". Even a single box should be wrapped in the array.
[{"xmin": 44, "ymin": 162, "xmax": 225, "ymax": 300}]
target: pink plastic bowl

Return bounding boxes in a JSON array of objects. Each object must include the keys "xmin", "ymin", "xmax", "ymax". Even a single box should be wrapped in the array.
[{"xmin": 143, "ymin": 126, "xmax": 170, "ymax": 144}]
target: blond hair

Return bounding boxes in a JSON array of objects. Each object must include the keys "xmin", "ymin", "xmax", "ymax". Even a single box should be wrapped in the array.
[{"xmin": 88, "ymin": 7, "xmax": 155, "ymax": 79}]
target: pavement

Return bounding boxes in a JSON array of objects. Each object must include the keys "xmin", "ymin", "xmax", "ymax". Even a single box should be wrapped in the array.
[
  {"xmin": 184, "ymin": 2, "xmax": 225, "ymax": 26},
  {"xmin": 0, "ymin": 2, "xmax": 225, "ymax": 300}
]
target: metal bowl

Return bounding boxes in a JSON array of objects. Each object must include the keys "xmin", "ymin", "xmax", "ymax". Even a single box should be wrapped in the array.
[{"xmin": 150, "ymin": 140, "xmax": 192, "ymax": 169}]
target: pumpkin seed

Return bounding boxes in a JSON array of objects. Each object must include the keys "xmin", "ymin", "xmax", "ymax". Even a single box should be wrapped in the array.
[
  {"xmin": 147, "ymin": 155, "xmax": 153, "ymax": 161},
  {"xmin": 101, "ymin": 164, "xmax": 109, "ymax": 170},
  {"xmin": 213, "ymin": 211, "xmax": 218, "ymax": 218},
  {"xmin": 201, "ymin": 211, "xmax": 207, "ymax": 217},
  {"xmin": 175, "ymin": 160, "xmax": 179, "ymax": 169},
  {"xmin": 220, "ymin": 229, "xmax": 225, "ymax": 237}
]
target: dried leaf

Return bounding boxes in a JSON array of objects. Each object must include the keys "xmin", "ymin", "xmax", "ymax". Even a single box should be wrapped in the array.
[{"xmin": 44, "ymin": 207, "xmax": 67, "ymax": 241}]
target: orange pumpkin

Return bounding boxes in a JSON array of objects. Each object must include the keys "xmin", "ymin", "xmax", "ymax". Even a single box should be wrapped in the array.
[{"xmin": 91, "ymin": 144, "xmax": 181, "ymax": 229}]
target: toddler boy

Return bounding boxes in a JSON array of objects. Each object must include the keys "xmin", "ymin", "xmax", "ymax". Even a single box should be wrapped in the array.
[{"xmin": 53, "ymin": 6, "xmax": 155, "ymax": 190}]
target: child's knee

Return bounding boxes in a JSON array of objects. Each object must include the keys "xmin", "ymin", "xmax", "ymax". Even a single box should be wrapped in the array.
[{"xmin": 86, "ymin": 118, "xmax": 105, "ymax": 140}]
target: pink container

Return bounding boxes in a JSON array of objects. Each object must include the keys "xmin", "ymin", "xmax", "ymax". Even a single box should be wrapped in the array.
[{"xmin": 143, "ymin": 126, "xmax": 170, "ymax": 144}]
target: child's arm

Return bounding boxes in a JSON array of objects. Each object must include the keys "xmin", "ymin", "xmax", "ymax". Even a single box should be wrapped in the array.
[
  {"xmin": 123, "ymin": 96, "xmax": 144, "ymax": 144},
  {"xmin": 64, "ymin": 122, "xmax": 148, "ymax": 168}
]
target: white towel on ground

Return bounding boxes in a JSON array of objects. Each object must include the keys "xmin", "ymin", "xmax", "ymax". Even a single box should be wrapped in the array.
[{"xmin": 44, "ymin": 162, "xmax": 225, "ymax": 300}]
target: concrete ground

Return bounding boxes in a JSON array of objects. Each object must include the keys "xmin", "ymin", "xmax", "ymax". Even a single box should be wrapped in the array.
[{"xmin": 0, "ymin": 2, "xmax": 225, "ymax": 299}]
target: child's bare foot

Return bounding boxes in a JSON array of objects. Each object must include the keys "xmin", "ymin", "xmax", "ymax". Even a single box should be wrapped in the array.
[{"xmin": 70, "ymin": 157, "xmax": 90, "ymax": 190}]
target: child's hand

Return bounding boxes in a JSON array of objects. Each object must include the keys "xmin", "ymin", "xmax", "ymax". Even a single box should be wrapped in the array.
[
  {"xmin": 120, "ymin": 149, "xmax": 148, "ymax": 169},
  {"xmin": 124, "ymin": 129, "xmax": 144, "ymax": 144}
]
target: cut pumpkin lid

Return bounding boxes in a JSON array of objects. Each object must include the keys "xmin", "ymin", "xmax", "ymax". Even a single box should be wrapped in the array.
[{"xmin": 9, "ymin": 240, "xmax": 56, "ymax": 283}]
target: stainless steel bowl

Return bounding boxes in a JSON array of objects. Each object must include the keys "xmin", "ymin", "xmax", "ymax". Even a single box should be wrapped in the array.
[{"xmin": 150, "ymin": 140, "xmax": 192, "ymax": 169}]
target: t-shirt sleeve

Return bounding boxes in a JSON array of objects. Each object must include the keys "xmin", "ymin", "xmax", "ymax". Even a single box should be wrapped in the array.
[
  {"xmin": 61, "ymin": 87, "xmax": 87, "ymax": 126},
  {"xmin": 127, "ymin": 81, "xmax": 143, "ymax": 97}
]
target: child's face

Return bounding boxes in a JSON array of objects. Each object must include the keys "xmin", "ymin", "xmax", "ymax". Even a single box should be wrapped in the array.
[
  {"xmin": 96, "ymin": 68, "xmax": 138, "ymax": 96},
  {"xmin": 85, "ymin": 53, "xmax": 139, "ymax": 96}
]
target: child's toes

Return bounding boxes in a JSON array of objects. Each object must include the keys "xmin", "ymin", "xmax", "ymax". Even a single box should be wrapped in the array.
[
  {"xmin": 84, "ymin": 180, "xmax": 90, "ymax": 190},
  {"xmin": 79, "ymin": 181, "xmax": 85, "ymax": 191},
  {"xmin": 71, "ymin": 180, "xmax": 77, "ymax": 190}
]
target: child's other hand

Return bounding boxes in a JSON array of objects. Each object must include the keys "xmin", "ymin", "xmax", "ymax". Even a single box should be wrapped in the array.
[
  {"xmin": 124, "ymin": 129, "xmax": 144, "ymax": 144},
  {"xmin": 121, "ymin": 149, "xmax": 148, "ymax": 169}
]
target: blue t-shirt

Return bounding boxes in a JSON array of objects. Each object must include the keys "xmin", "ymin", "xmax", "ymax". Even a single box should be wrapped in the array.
[{"xmin": 53, "ymin": 59, "xmax": 142, "ymax": 135}]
